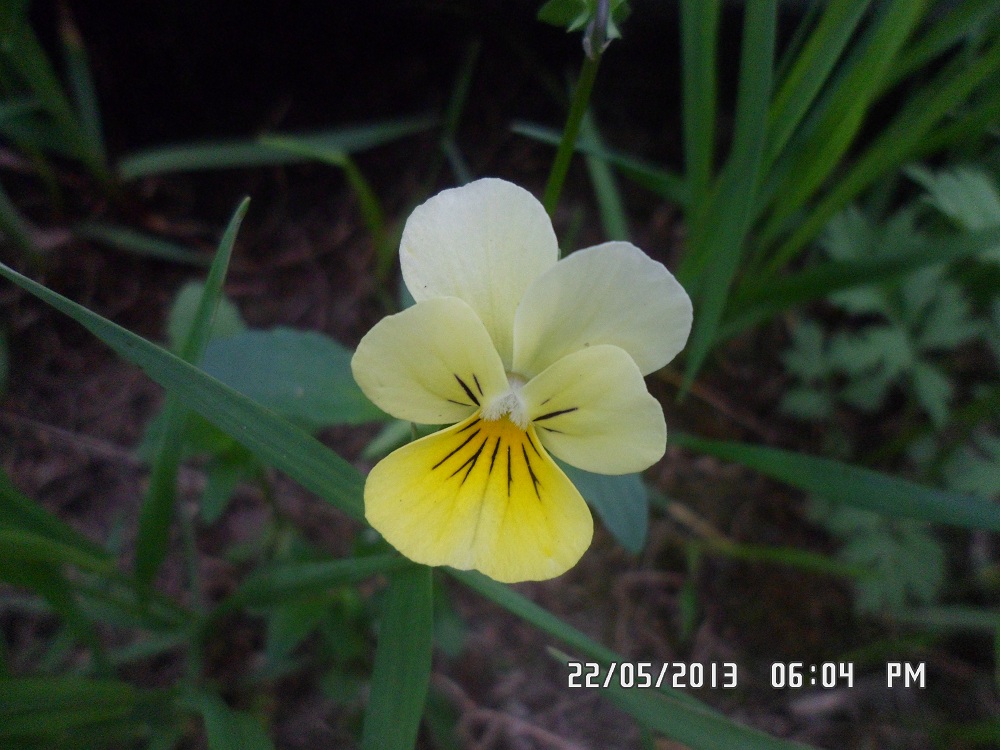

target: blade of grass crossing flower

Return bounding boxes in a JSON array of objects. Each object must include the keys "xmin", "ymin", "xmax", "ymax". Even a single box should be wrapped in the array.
[
  {"xmin": 671, "ymin": 433, "xmax": 1000, "ymax": 532},
  {"xmin": 760, "ymin": 0, "xmax": 925, "ymax": 245},
  {"xmin": 679, "ymin": 0, "xmax": 720, "ymax": 209},
  {"xmin": 134, "ymin": 199, "xmax": 247, "ymax": 586},
  {"xmin": 361, "ymin": 565, "xmax": 433, "ymax": 750},
  {"xmin": 680, "ymin": 0, "xmax": 776, "ymax": 392},
  {"xmin": 766, "ymin": 35, "xmax": 1000, "ymax": 272},
  {"xmin": 0, "ymin": 263, "xmax": 366, "ymax": 521},
  {"xmin": 451, "ymin": 571, "xmax": 819, "ymax": 749},
  {"xmin": 764, "ymin": 0, "xmax": 871, "ymax": 168},
  {"xmin": 74, "ymin": 222, "xmax": 210, "ymax": 266},
  {"xmin": 117, "ymin": 115, "xmax": 435, "ymax": 179},
  {"xmin": 513, "ymin": 121, "xmax": 688, "ymax": 205},
  {"xmin": 58, "ymin": 6, "xmax": 106, "ymax": 171},
  {"xmin": 580, "ymin": 110, "xmax": 629, "ymax": 241}
]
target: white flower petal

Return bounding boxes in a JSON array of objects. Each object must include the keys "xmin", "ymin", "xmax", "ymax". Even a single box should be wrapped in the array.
[
  {"xmin": 351, "ymin": 297, "xmax": 507, "ymax": 425},
  {"xmin": 512, "ymin": 242, "xmax": 692, "ymax": 377},
  {"xmin": 400, "ymin": 178, "xmax": 558, "ymax": 368},
  {"xmin": 521, "ymin": 344, "xmax": 666, "ymax": 474}
]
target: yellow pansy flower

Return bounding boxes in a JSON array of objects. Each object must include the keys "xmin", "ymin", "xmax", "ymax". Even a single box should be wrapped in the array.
[{"xmin": 352, "ymin": 178, "xmax": 692, "ymax": 583}]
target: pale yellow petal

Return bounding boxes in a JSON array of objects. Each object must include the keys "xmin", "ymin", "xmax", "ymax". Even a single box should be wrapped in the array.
[
  {"xmin": 365, "ymin": 414, "xmax": 593, "ymax": 583},
  {"xmin": 512, "ymin": 242, "xmax": 692, "ymax": 377},
  {"xmin": 399, "ymin": 178, "xmax": 558, "ymax": 369},
  {"xmin": 521, "ymin": 344, "xmax": 666, "ymax": 474},
  {"xmin": 351, "ymin": 297, "xmax": 507, "ymax": 425}
]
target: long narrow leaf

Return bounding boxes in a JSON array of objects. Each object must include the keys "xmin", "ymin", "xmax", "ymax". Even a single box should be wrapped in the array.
[
  {"xmin": 74, "ymin": 222, "xmax": 210, "ymax": 266},
  {"xmin": 680, "ymin": 0, "xmax": 721, "ymax": 208},
  {"xmin": 362, "ymin": 565, "xmax": 433, "ymax": 750},
  {"xmin": 580, "ymin": 111, "xmax": 629, "ymax": 241},
  {"xmin": 727, "ymin": 225, "xmax": 1000, "ymax": 332},
  {"xmin": 765, "ymin": 0, "xmax": 872, "ymax": 167},
  {"xmin": 0, "ymin": 262, "xmax": 366, "ymax": 521},
  {"xmin": 117, "ymin": 116, "xmax": 435, "ymax": 180},
  {"xmin": 671, "ymin": 433, "xmax": 1000, "ymax": 532},
  {"xmin": 512, "ymin": 121, "xmax": 688, "ymax": 205},
  {"xmin": 134, "ymin": 198, "xmax": 248, "ymax": 586},
  {"xmin": 680, "ymin": 0, "xmax": 777, "ymax": 390},
  {"xmin": 192, "ymin": 692, "xmax": 274, "ymax": 750},
  {"xmin": 59, "ymin": 7, "xmax": 106, "ymax": 169},
  {"xmin": 452, "ymin": 571, "xmax": 818, "ymax": 749}
]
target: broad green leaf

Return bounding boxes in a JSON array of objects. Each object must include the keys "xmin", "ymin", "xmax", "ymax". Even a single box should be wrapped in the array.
[
  {"xmin": 451, "ymin": 570, "xmax": 821, "ymax": 749},
  {"xmin": 911, "ymin": 362, "xmax": 951, "ymax": 429},
  {"xmin": 362, "ymin": 565, "xmax": 433, "ymax": 750},
  {"xmin": 0, "ymin": 263, "xmax": 366, "ymax": 522},
  {"xmin": 558, "ymin": 460, "xmax": 647, "ymax": 553},
  {"xmin": 672, "ymin": 433, "xmax": 1000, "ymax": 531},
  {"xmin": 135, "ymin": 199, "xmax": 248, "ymax": 586},
  {"xmin": 192, "ymin": 692, "xmax": 274, "ymax": 750},
  {"xmin": 74, "ymin": 222, "xmax": 210, "ymax": 267},
  {"xmin": 117, "ymin": 116, "xmax": 435, "ymax": 179},
  {"xmin": 199, "ymin": 328, "xmax": 388, "ymax": 429},
  {"xmin": 230, "ymin": 553, "xmax": 407, "ymax": 609}
]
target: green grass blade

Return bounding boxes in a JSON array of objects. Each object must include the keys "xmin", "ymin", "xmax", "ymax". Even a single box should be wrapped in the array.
[
  {"xmin": 0, "ymin": 471, "xmax": 108, "ymax": 559},
  {"xmin": 893, "ymin": 606, "xmax": 1000, "ymax": 632},
  {"xmin": 134, "ymin": 198, "xmax": 248, "ymax": 587},
  {"xmin": 580, "ymin": 110, "xmax": 629, "ymax": 241},
  {"xmin": 765, "ymin": 0, "xmax": 872, "ymax": 167},
  {"xmin": 58, "ymin": 7, "xmax": 106, "ymax": 170},
  {"xmin": 258, "ymin": 135, "xmax": 392, "ymax": 281},
  {"xmin": 230, "ymin": 553, "xmax": 407, "ymax": 608},
  {"xmin": 549, "ymin": 649, "xmax": 814, "ymax": 750},
  {"xmin": 886, "ymin": 0, "xmax": 1000, "ymax": 88},
  {"xmin": 0, "ymin": 178, "xmax": 38, "ymax": 257},
  {"xmin": 0, "ymin": 527, "xmax": 114, "ymax": 574},
  {"xmin": 513, "ymin": 121, "xmax": 688, "ymax": 204},
  {"xmin": 680, "ymin": 0, "xmax": 777, "ymax": 390},
  {"xmin": 117, "ymin": 115, "xmax": 435, "ymax": 180},
  {"xmin": 452, "ymin": 570, "xmax": 817, "ymax": 749},
  {"xmin": 767, "ymin": 35, "xmax": 1000, "ymax": 271},
  {"xmin": 671, "ymin": 433, "xmax": 1000, "ymax": 532},
  {"xmin": 0, "ymin": 262, "xmax": 365, "ymax": 521},
  {"xmin": 362, "ymin": 565, "xmax": 433, "ymax": 750},
  {"xmin": 680, "ymin": 0, "xmax": 720, "ymax": 209},
  {"xmin": 192, "ymin": 691, "xmax": 274, "ymax": 750},
  {"xmin": 727, "ymin": 225, "xmax": 1000, "ymax": 332},
  {"xmin": 74, "ymin": 222, "xmax": 210, "ymax": 266},
  {"xmin": 763, "ymin": 0, "xmax": 925, "ymax": 240}
]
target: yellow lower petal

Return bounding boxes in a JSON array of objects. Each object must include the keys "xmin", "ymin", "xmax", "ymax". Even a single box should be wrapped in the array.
[{"xmin": 364, "ymin": 413, "xmax": 593, "ymax": 583}]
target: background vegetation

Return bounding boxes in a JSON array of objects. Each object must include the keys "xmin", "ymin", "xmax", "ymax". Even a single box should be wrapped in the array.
[{"xmin": 1, "ymin": 0, "xmax": 999, "ymax": 747}]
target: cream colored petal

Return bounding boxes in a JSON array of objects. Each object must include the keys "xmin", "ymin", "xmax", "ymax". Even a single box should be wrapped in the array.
[
  {"xmin": 400, "ymin": 178, "xmax": 558, "ymax": 369},
  {"xmin": 521, "ymin": 344, "xmax": 666, "ymax": 474},
  {"xmin": 512, "ymin": 242, "xmax": 692, "ymax": 377},
  {"xmin": 365, "ymin": 414, "xmax": 593, "ymax": 583},
  {"xmin": 351, "ymin": 297, "xmax": 507, "ymax": 425}
]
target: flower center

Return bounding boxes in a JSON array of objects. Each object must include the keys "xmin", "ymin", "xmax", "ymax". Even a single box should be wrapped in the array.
[{"xmin": 481, "ymin": 373, "xmax": 529, "ymax": 429}]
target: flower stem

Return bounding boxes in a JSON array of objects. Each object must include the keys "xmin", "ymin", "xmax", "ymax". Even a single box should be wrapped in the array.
[{"xmin": 541, "ymin": 50, "xmax": 602, "ymax": 217}]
